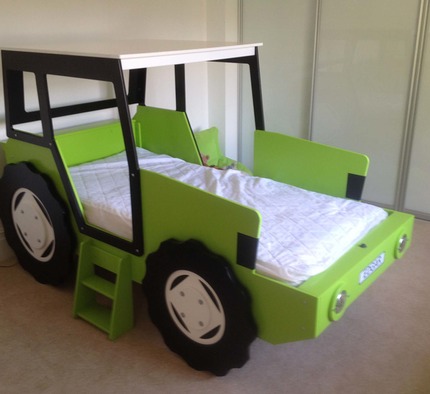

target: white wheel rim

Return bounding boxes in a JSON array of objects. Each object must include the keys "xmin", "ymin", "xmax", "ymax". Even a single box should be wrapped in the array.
[
  {"xmin": 165, "ymin": 269, "xmax": 226, "ymax": 345},
  {"xmin": 11, "ymin": 188, "xmax": 55, "ymax": 262}
]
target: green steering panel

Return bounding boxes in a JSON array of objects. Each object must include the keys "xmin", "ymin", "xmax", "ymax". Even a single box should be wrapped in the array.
[{"xmin": 133, "ymin": 106, "xmax": 202, "ymax": 165}]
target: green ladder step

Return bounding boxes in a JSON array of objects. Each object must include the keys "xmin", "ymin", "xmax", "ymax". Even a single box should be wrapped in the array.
[
  {"xmin": 76, "ymin": 305, "xmax": 112, "ymax": 334},
  {"xmin": 81, "ymin": 275, "xmax": 116, "ymax": 299},
  {"xmin": 73, "ymin": 240, "xmax": 134, "ymax": 340}
]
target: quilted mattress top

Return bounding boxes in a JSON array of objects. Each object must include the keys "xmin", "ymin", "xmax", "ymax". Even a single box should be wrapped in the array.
[{"xmin": 69, "ymin": 148, "xmax": 388, "ymax": 286}]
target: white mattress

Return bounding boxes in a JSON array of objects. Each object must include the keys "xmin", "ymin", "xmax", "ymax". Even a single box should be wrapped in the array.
[{"xmin": 69, "ymin": 148, "xmax": 388, "ymax": 286}]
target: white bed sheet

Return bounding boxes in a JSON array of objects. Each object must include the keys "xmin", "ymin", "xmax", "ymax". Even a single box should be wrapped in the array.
[{"xmin": 69, "ymin": 148, "xmax": 388, "ymax": 286}]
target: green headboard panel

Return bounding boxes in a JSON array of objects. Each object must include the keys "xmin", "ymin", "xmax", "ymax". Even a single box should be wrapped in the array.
[{"xmin": 55, "ymin": 121, "xmax": 125, "ymax": 167}]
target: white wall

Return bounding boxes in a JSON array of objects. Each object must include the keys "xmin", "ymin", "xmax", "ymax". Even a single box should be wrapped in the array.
[
  {"xmin": 0, "ymin": 0, "xmax": 207, "ymax": 42},
  {"xmin": 206, "ymin": 1, "xmax": 241, "ymax": 158},
  {"xmin": 0, "ymin": 0, "xmax": 219, "ymax": 140}
]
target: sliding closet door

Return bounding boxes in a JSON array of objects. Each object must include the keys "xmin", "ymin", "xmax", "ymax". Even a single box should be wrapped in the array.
[
  {"xmin": 404, "ymin": 15, "xmax": 430, "ymax": 218},
  {"xmin": 311, "ymin": 0, "xmax": 420, "ymax": 206}
]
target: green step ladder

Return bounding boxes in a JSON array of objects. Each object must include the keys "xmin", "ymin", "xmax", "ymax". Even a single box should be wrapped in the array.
[{"xmin": 73, "ymin": 240, "xmax": 134, "ymax": 340}]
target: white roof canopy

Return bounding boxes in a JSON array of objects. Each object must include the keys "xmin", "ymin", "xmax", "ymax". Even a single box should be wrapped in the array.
[{"xmin": 1, "ymin": 39, "xmax": 262, "ymax": 70}]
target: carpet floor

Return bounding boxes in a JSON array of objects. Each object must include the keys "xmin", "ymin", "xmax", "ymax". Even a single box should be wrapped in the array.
[{"xmin": 1, "ymin": 220, "xmax": 429, "ymax": 394}]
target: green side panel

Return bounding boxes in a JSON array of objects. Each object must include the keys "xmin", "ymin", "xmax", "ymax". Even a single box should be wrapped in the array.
[
  {"xmin": 254, "ymin": 130, "xmax": 369, "ymax": 197},
  {"xmin": 133, "ymin": 106, "xmax": 202, "ymax": 165},
  {"xmin": 55, "ymin": 121, "xmax": 126, "ymax": 166},
  {"xmin": 140, "ymin": 169, "xmax": 261, "ymax": 261},
  {"xmin": 139, "ymin": 169, "xmax": 318, "ymax": 343},
  {"xmin": 237, "ymin": 272, "xmax": 319, "ymax": 344}
]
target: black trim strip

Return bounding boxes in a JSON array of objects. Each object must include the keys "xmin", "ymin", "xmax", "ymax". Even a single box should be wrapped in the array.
[
  {"xmin": 347, "ymin": 173, "xmax": 366, "ymax": 200},
  {"xmin": 237, "ymin": 233, "xmax": 258, "ymax": 269},
  {"xmin": 128, "ymin": 68, "xmax": 147, "ymax": 105},
  {"xmin": 175, "ymin": 64, "xmax": 186, "ymax": 112}
]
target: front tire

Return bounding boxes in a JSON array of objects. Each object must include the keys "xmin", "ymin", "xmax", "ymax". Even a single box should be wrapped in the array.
[
  {"xmin": 0, "ymin": 163, "xmax": 74, "ymax": 284},
  {"xmin": 143, "ymin": 239, "xmax": 257, "ymax": 376}
]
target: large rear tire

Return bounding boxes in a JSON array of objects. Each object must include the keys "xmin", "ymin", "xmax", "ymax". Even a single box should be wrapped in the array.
[
  {"xmin": 143, "ymin": 239, "xmax": 257, "ymax": 376},
  {"xmin": 0, "ymin": 163, "xmax": 74, "ymax": 285}
]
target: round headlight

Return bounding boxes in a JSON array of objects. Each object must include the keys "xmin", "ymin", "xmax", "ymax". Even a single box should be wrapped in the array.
[
  {"xmin": 329, "ymin": 285, "xmax": 349, "ymax": 321},
  {"xmin": 395, "ymin": 233, "xmax": 408, "ymax": 258}
]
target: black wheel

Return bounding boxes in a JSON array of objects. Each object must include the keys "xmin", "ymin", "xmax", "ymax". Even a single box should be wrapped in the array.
[
  {"xmin": 0, "ymin": 163, "xmax": 74, "ymax": 285},
  {"xmin": 143, "ymin": 239, "xmax": 257, "ymax": 376}
]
